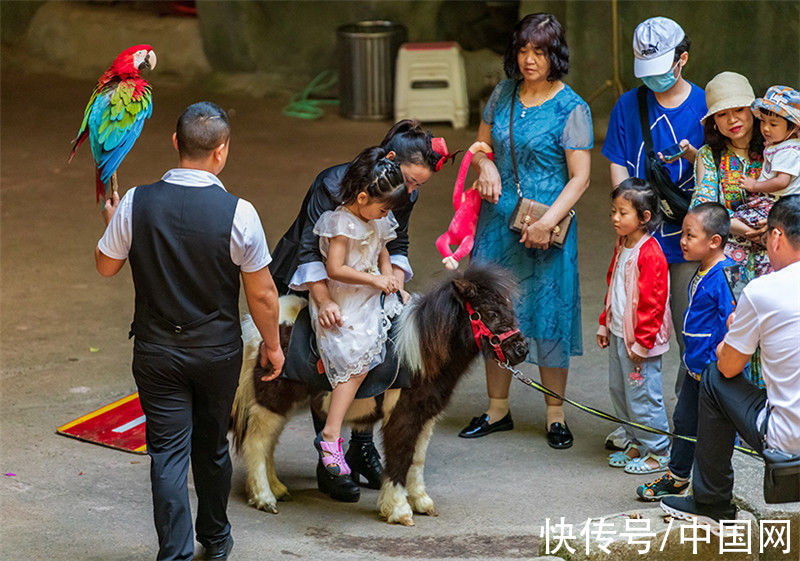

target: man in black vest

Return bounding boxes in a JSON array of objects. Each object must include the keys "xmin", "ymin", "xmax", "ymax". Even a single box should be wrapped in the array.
[{"xmin": 95, "ymin": 102, "xmax": 284, "ymax": 561}]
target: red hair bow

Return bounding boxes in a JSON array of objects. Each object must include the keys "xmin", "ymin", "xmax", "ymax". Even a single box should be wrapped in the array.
[{"xmin": 432, "ymin": 137, "xmax": 457, "ymax": 172}]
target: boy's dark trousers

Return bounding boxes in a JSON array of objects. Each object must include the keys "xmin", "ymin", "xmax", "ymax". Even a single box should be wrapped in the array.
[
  {"xmin": 668, "ymin": 372, "xmax": 700, "ymax": 479},
  {"xmin": 691, "ymin": 363, "xmax": 766, "ymax": 507},
  {"xmin": 132, "ymin": 338, "xmax": 242, "ymax": 561}
]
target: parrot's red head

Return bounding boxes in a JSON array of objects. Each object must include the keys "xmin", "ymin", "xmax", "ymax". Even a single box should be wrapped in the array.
[{"xmin": 103, "ymin": 45, "xmax": 157, "ymax": 82}]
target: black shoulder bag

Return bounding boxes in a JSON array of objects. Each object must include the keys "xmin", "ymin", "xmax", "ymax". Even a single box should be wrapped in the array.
[
  {"xmin": 637, "ymin": 86, "xmax": 691, "ymax": 224},
  {"xmin": 761, "ymin": 407, "xmax": 800, "ymax": 504}
]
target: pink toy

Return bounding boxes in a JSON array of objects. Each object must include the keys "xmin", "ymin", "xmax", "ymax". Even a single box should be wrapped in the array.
[{"xmin": 436, "ymin": 142, "xmax": 493, "ymax": 270}]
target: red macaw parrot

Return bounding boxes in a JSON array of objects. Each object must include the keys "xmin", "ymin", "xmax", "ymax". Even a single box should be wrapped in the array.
[{"xmin": 69, "ymin": 45, "xmax": 156, "ymax": 202}]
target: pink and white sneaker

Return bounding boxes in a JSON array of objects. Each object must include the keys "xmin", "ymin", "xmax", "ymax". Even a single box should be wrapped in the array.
[{"xmin": 314, "ymin": 433, "xmax": 351, "ymax": 476}]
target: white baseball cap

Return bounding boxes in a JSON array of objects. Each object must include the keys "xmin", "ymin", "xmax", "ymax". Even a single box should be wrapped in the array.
[{"xmin": 632, "ymin": 17, "xmax": 685, "ymax": 78}]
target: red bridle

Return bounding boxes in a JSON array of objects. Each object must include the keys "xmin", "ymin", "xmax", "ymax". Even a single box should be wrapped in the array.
[{"xmin": 465, "ymin": 302, "xmax": 520, "ymax": 363}]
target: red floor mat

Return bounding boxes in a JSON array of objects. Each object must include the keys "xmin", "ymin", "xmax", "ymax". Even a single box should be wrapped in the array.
[{"xmin": 57, "ymin": 393, "xmax": 147, "ymax": 454}]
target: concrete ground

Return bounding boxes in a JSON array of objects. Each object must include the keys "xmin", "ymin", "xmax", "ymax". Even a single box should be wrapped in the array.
[{"xmin": 1, "ymin": 65, "xmax": 791, "ymax": 560}]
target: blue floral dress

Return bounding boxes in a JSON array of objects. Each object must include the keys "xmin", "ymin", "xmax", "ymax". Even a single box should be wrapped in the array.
[{"xmin": 472, "ymin": 79, "xmax": 593, "ymax": 368}]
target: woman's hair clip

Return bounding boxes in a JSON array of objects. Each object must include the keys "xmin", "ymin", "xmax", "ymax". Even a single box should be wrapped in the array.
[
  {"xmin": 431, "ymin": 137, "xmax": 459, "ymax": 172},
  {"xmin": 435, "ymin": 151, "xmax": 460, "ymax": 172}
]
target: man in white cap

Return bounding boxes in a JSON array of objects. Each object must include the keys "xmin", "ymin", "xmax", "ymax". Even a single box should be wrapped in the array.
[{"xmin": 602, "ymin": 16, "xmax": 708, "ymax": 459}]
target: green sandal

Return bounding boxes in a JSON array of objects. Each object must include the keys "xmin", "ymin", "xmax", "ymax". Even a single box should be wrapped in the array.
[
  {"xmin": 608, "ymin": 443, "xmax": 639, "ymax": 468},
  {"xmin": 624, "ymin": 452, "xmax": 669, "ymax": 474}
]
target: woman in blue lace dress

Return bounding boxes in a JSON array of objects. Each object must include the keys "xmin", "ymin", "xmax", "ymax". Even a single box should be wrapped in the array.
[{"xmin": 458, "ymin": 13, "xmax": 592, "ymax": 449}]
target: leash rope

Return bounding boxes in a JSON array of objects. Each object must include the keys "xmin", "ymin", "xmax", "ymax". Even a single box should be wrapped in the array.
[{"xmin": 496, "ymin": 360, "xmax": 761, "ymax": 459}]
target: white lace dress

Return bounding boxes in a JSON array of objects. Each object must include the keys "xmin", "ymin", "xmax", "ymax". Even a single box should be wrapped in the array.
[{"xmin": 312, "ymin": 207, "xmax": 403, "ymax": 387}]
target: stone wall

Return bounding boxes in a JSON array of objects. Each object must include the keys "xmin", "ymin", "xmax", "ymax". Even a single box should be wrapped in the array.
[
  {"xmin": 3, "ymin": 1, "xmax": 798, "ymax": 121},
  {"xmin": 196, "ymin": 1, "xmax": 440, "ymax": 76},
  {"xmin": 520, "ymin": 0, "xmax": 800, "ymax": 123},
  {"xmin": 12, "ymin": 2, "xmax": 210, "ymax": 79}
]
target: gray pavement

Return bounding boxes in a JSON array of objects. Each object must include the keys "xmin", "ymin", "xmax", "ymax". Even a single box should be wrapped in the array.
[{"xmin": 1, "ymin": 59, "xmax": 795, "ymax": 561}]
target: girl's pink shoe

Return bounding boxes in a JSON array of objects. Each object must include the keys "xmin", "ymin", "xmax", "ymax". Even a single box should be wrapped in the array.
[{"xmin": 314, "ymin": 433, "xmax": 351, "ymax": 476}]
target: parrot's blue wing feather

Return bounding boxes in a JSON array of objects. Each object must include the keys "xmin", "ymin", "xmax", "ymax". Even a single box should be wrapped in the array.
[
  {"xmin": 98, "ymin": 118, "xmax": 146, "ymax": 184},
  {"xmin": 87, "ymin": 81, "xmax": 153, "ymax": 184}
]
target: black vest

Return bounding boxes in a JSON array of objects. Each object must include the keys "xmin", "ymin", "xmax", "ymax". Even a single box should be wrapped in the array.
[{"xmin": 129, "ymin": 180, "xmax": 241, "ymax": 346}]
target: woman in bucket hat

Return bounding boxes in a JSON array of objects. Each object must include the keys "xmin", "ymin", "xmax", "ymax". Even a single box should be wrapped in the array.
[
  {"xmin": 741, "ymin": 85, "xmax": 800, "ymax": 197},
  {"xmin": 691, "ymin": 71, "xmax": 769, "ymax": 388}
]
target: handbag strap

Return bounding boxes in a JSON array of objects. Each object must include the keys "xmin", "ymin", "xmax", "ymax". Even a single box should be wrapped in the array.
[
  {"xmin": 637, "ymin": 86, "xmax": 655, "ymax": 180},
  {"xmin": 510, "ymin": 80, "xmax": 523, "ymax": 198},
  {"xmin": 760, "ymin": 404, "xmax": 772, "ymax": 449}
]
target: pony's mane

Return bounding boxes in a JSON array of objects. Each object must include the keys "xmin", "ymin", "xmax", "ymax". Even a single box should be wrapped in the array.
[{"xmin": 396, "ymin": 265, "xmax": 516, "ymax": 377}]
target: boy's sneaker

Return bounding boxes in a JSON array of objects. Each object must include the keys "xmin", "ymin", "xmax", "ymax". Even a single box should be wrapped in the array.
[
  {"xmin": 660, "ymin": 495, "xmax": 738, "ymax": 536},
  {"xmin": 636, "ymin": 472, "xmax": 689, "ymax": 501}
]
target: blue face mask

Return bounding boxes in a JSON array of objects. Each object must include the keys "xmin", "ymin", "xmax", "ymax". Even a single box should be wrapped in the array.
[{"xmin": 642, "ymin": 63, "xmax": 680, "ymax": 93}]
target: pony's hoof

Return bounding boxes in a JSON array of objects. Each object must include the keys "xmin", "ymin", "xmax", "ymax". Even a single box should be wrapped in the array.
[
  {"xmin": 248, "ymin": 497, "xmax": 279, "ymax": 514},
  {"xmin": 263, "ymin": 503, "xmax": 279, "ymax": 514},
  {"xmin": 273, "ymin": 483, "xmax": 291, "ymax": 501},
  {"xmin": 380, "ymin": 503, "xmax": 415, "ymax": 526},
  {"xmin": 384, "ymin": 513, "xmax": 414, "ymax": 526},
  {"xmin": 410, "ymin": 494, "xmax": 437, "ymax": 516}
]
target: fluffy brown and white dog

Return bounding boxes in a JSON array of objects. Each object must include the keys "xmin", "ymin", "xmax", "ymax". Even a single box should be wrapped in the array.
[{"xmin": 231, "ymin": 266, "xmax": 528, "ymax": 526}]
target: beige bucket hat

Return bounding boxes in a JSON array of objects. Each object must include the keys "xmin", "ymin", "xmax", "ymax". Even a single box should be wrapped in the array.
[{"xmin": 700, "ymin": 72, "xmax": 755, "ymax": 125}]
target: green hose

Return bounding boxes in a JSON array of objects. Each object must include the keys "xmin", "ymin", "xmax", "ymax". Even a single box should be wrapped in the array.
[{"xmin": 282, "ymin": 70, "xmax": 339, "ymax": 120}]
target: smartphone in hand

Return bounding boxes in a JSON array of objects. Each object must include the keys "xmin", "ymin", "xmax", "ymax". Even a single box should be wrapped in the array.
[
  {"xmin": 723, "ymin": 264, "xmax": 744, "ymax": 305},
  {"xmin": 661, "ymin": 142, "xmax": 686, "ymax": 162}
]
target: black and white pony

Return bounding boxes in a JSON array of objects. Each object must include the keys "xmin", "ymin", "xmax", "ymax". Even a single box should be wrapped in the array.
[{"xmin": 231, "ymin": 265, "xmax": 528, "ymax": 525}]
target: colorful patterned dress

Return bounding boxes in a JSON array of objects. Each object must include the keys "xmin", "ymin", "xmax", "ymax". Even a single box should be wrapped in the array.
[
  {"xmin": 691, "ymin": 144, "xmax": 768, "ymax": 387},
  {"xmin": 472, "ymin": 79, "xmax": 593, "ymax": 368}
]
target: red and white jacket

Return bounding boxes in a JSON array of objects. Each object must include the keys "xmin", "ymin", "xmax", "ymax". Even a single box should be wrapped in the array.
[{"xmin": 598, "ymin": 233, "xmax": 672, "ymax": 358}]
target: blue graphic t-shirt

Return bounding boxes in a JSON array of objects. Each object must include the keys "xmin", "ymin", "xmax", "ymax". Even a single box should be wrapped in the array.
[{"xmin": 602, "ymin": 84, "xmax": 707, "ymax": 262}]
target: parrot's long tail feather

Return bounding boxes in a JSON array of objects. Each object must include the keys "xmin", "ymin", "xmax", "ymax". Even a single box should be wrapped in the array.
[
  {"xmin": 95, "ymin": 168, "xmax": 106, "ymax": 203},
  {"xmin": 68, "ymin": 131, "xmax": 89, "ymax": 163}
]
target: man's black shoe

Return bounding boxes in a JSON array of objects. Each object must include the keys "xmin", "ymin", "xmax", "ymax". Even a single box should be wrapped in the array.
[
  {"xmin": 661, "ymin": 495, "xmax": 737, "ymax": 536},
  {"xmin": 346, "ymin": 439, "xmax": 383, "ymax": 489},
  {"xmin": 546, "ymin": 421, "xmax": 573, "ymax": 449},
  {"xmin": 316, "ymin": 460, "xmax": 360, "ymax": 502},
  {"xmin": 196, "ymin": 535, "xmax": 233, "ymax": 560},
  {"xmin": 458, "ymin": 412, "xmax": 514, "ymax": 438}
]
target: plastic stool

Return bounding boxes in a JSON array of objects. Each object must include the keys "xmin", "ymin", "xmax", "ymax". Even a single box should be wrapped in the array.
[{"xmin": 394, "ymin": 42, "xmax": 468, "ymax": 129}]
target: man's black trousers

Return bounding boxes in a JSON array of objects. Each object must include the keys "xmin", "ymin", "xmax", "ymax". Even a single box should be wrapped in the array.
[
  {"xmin": 132, "ymin": 338, "xmax": 242, "ymax": 561},
  {"xmin": 692, "ymin": 363, "xmax": 766, "ymax": 507}
]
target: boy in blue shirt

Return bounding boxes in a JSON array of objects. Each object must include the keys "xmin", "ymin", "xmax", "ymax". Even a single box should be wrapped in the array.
[
  {"xmin": 602, "ymin": 16, "xmax": 707, "ymax": 450},
  {"xmin": 636, "ymin": 202, "xmax": 736, "ymax": 500}
]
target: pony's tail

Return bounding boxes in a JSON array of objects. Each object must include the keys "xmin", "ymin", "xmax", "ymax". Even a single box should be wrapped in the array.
[
  {"xmin": 396, "ymin": 296, "xmax": 425, "ymax": 378},
  {"xmin": 231, "ymin": 297, "xmax": 307, "ymax": 453},
  {"xmin": 231, "ymin": 314, "xmax": 261, "ymax": 453}
]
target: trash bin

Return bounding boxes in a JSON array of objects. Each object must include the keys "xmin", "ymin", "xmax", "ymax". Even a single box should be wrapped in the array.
[{"xmin": 337, "ymin": 21, "xmax": 407, "ymax": 120}]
